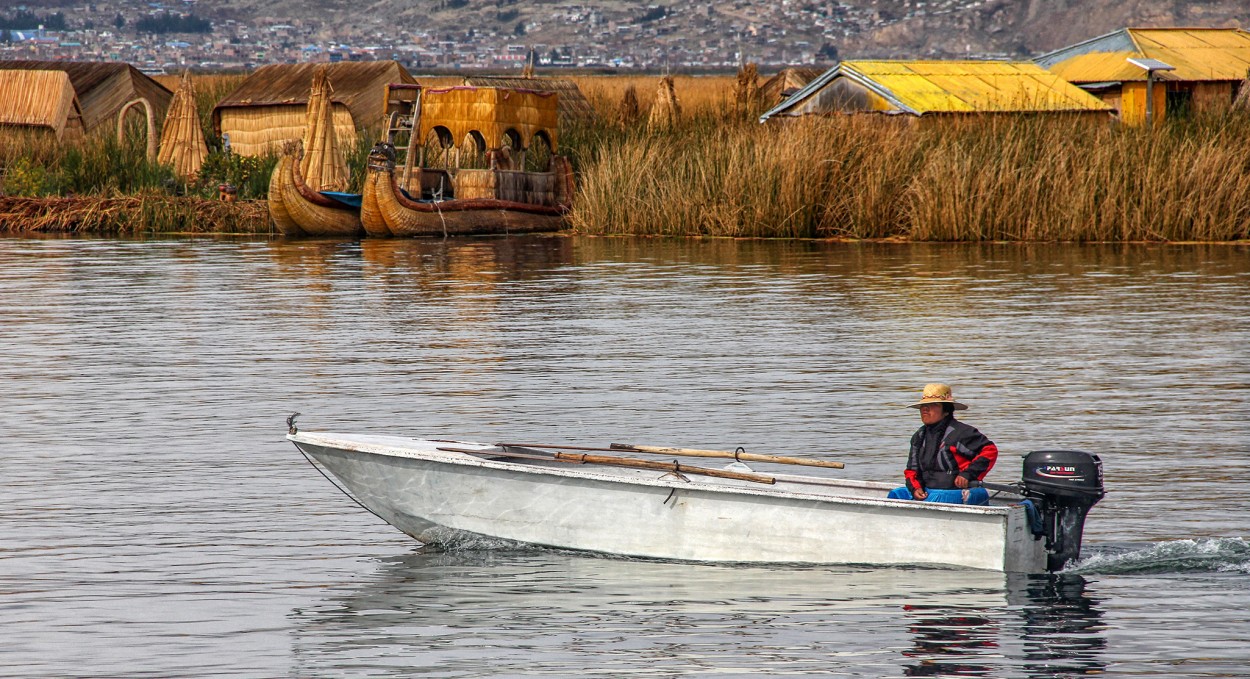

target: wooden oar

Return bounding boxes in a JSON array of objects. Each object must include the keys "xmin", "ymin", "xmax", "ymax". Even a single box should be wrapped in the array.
[
  {"xmin": 496, "ymin": 442, "xmax": 845, "ymax": 470},
  {"xmin": 550, "ymin": 452, "xmax": 775, "ymax": 484},
  {"xmin": 445, "ymin": 445, "xmax": 775, "ymax": 484},
  {"xmin": 611, "ymin": 443, "xmax": 845, "ymax": 470}
]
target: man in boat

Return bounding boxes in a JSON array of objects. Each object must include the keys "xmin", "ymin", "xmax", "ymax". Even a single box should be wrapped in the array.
[{"xmin": 887, "ymin": 384, "xmax": 998, "ymax": 505}]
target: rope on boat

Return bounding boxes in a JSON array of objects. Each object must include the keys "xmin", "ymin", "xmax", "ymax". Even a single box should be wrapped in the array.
[
  {"xmin": 287, "ymin": 412, "xmax": 391, "ymax": 526},
  {"xmin": 295, "ymin": 444, "xmax": 391, "ymax": 526}
]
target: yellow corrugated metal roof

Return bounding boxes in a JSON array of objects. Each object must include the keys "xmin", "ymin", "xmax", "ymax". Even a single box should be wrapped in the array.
[
  {"xmin": 1044, "ymin": 51, "xmax": 1143, "ymax": 83},
  {"xmin": 1045, "ymin": 28, "xmax": 1250, "ymax": 82},
  {"xmin": 843, "ymin": 61, "xmax": 1113, "ymax": 114}
]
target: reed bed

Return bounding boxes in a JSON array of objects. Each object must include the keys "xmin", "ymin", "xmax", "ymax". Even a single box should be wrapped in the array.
[
  {"xmin": 6, "ymin": 71, "xmax": 1250, "ymax": 241},
  {"xmin": 569, "ymin": 109, "xmax": 1250, "ymax": 242},
  {"xmin": 567, "ymin": 75, "xmax": 737, "ymax": 119}
]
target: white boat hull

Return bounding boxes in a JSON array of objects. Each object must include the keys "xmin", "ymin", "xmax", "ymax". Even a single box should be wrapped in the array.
[{"xmin": 290, "ymin": 432, "xmax": 1049, "ymax": 572}]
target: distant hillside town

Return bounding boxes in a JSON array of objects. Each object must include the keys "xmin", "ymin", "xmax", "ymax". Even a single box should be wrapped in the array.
[{"xmin": 1, "ymin": 0, "xmax": 1247, "ymax": 73}]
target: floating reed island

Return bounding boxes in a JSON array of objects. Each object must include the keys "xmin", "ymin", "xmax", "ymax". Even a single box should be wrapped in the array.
[
  {"xmin": 2, "ymin": 59, "xmax": 1250, "ymax": 241},
  {"xmin": 0, "ymin": 193, "xmax": 268, "ymax": 235}
]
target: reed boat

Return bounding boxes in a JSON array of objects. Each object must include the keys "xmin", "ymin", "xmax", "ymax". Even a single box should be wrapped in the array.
[
  {"xmin": 287, "ymin": 423, "xmax": 1104, "ymax": 573},
  {"xmin": 268, "ymin": 148, "xmax": 363, "ymax": 237},
  {"xmin": 360, "ymin": 84, "xmax": 574, "ymax": 237},
  {"xmin": 361, "ymin": 144, "xmax": 573, "ymax": 237}
]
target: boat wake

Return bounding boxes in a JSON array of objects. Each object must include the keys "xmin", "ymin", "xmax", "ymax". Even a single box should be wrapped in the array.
[
  {"xmin": 415, "ymin": 526, "xmax": 534, "ymax": 553},
  {"xmin": 1068, "ymin": 537, "xmax": 1250, "ymax": 574}
]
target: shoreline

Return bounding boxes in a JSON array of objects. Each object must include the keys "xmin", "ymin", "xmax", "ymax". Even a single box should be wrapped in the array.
[{"xmin": 2, "ymin": 194, "xmax": 1249, "ymax": 244}]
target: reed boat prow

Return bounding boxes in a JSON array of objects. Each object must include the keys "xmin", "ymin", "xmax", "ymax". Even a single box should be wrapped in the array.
[
  {"xmin": 287, "ymin": 427, "xmax": 1104, "ymax": 573},
  {"xmin": 268, "ymin": 145, "xmax": 363, "ymax": 237}
]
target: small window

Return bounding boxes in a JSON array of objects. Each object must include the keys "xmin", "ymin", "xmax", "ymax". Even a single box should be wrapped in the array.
[{"xmin": 1166, "ymin": 89, "xmax": 1193, "ymax": 118}]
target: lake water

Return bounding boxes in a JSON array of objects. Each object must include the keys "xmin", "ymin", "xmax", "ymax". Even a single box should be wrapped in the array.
[{"xmin": 1, "ymin": 236, "xmax": 1247, "ymax": 677}]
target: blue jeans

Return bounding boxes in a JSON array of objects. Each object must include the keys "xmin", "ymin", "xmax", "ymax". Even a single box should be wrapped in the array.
[{"xmin": 887, "ymin": 486, "xmax": 989, "ymax": 505}]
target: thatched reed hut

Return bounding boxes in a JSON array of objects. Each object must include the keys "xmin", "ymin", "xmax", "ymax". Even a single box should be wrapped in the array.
[
  {"xmin": 0, "ymin": 69, "xmax": 83, "ymax": 144},
  {"xmin": 213, "ymin": 61, "xmax": 415, "ymax": 157},
  {"xmin": 759, "ymin": 60, "xmax": 1114, "ymax": 122},
  {"xmin": 0, "ymin": 61, "xmax": 172, "ymax": 137},
  {"xmin": 760, "ymin": 67, "xmax": 822, "ymax": 107},
  {"xmin": 463, "ymin": 75, "xmax": 596, "ymax": 126},
  {"xmin": 1036, "ymin": 28, "xmax": 1250, "ymax": 126},
  {"xmin": 157, "ymin": 72, "xmax": 208, "ymax": 179}
]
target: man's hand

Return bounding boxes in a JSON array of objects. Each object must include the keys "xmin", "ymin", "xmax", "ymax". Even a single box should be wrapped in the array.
[
  {"xmin": 914, "ymin": 488, "xmax": 928, "ymax": 500},
  {"xmin": 954, "ymin": 475, "xmax": 969, "ymax": 489}
]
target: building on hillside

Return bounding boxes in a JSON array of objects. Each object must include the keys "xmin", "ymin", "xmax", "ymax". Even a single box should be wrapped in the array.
[
  {"xmin": 0, "ymin": 69, "xmax": 83, "ymax": 144},
  {"xmin": 1035, "ymin": 27, "xmax": 1250, "ymax": 126},
  {"xmin": 212, "ymin": 61, "xmax": 415, "ymax": 157},
  {"xmin": 759, "ymin": 60, "xmax": 1115, "ymax": 122},
  {"xmin": 0, "ymin": 61, "xmax": 172, "ymax": 137},
  {"xmin": 462, "ymin": 76, "xmax": 597, "ymax": 126}
]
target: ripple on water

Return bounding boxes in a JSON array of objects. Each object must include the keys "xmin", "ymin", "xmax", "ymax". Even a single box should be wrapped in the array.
[{"xmin": 1, "ymin": 237, "xmax": 1248, "ymax": 677}]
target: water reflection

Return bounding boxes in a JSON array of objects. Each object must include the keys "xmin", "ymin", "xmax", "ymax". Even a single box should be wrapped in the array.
[
  {"xmin": 902, "ymin": 605, "xmax": 1000, "ymax": 677},
  {"xmin": 0, "ymin": 236, "xmax": 1245, "ymax": 677},
  {"xmin": 900, "ymin": 574, "xmax": 1106, "ymax": 678},
  {"xmin": 1013, "ymin": 574, "xmax": 1106, "ymax": 679},
  {"xmin": 285, "ymin": 548, "xmax": 1114, "ymax": 677},
  {"xmin": 289, "ymin": 549, "xmax": 1020, "ymax": 676}
]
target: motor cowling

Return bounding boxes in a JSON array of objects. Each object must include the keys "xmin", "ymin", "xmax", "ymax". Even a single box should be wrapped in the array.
[{"xmin": 1019, "ymin": 450, "xmax": 1104, "ymax": 572}]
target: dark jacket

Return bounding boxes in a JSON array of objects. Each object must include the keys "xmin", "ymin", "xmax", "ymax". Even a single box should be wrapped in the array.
[{"xmin": 904, "ymin": 415, "xmax": 999, "ymax": 494}]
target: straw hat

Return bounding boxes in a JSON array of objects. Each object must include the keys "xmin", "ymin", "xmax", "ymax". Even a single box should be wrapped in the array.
[{"xmin": 908, "ymin": 383, "xmax": 968, "ymax": 411}]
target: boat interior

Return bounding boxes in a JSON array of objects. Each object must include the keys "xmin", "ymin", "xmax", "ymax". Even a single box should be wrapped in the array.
[{"xmin": 438, "ymin": 442, "xmax": 1027, "ymax": 509}]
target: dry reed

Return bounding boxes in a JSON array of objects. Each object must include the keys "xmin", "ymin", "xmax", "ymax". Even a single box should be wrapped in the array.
[
  {"xmin": 157, "ymin": 71, "xmax": 209, "ymax": 178},
  {"xmin": 0, "ymin": 193, "xmax": 270, "ymax": 234},
  {"xmin": 647, "ymin": 76, "xmax": 682, "ymax": 130},
  {"xmin": 570, "ymin": 110, "xmax": 1250, "ymax": 242},
  {"xmin": 617, "ymin": 85, "xmax": 641, "ymax": 128},
  {"xmin": 734, "ymin": 63, "xmax": 760, "ymax": 118}
]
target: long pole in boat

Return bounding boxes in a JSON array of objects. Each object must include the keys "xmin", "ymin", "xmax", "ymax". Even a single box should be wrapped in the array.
[
  {"xmin": 443, "ymin": 445, "xmax": 775, "ymax": 484},
  {"xmin": 615, "ymin": 443, "xmax": 844, "ymax": 469},
  {"xmin": 401, "ymin": 87, "xmax": 421, "ymax": 192},
  {"xmin": 495, "ymin": 442, "xmax": 845, "ymax": 469}
]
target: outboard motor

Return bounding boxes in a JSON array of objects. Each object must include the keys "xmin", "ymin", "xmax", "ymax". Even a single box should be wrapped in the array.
[{"xmin": 1019, "ymin": 450, "xmax": 1105, "ymax": 572}]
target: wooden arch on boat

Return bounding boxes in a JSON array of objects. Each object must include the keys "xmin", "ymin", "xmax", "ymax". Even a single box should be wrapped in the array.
[{"xmin": 417, "ymin": 86, "xmax": 559, "ymax": 154}]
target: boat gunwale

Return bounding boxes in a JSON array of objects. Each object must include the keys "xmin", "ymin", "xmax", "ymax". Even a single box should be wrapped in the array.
[
  {"xmin": 290, "ymin": 431, "xmax": 1016, "ymax": 518},
  {"xmin": 374, "ymin": 163, "xmax": 570, "ymax": 216}
]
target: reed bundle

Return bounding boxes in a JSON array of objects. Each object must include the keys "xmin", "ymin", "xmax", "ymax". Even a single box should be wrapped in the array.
[
  {"xmin": 0, "ymin": 193, "xmax": 269, "ymax": 234},
  {"xmin": 300, "ymin": 65, "xmax": 349, "ymax": 192},
  {"xmin": 157, "ymin": 71, "xmax": 209, "ymax": 178},
  {"xmin": 734, "ymin": 63, "xmax": 760, "ymax": 116},
  {"xmin": 647, "ymin": 76, "xmax": 682, "ymax": 130},
  {"xmin": 617, "ymin": 85, "xmax": 641, "ymax": 127}
]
